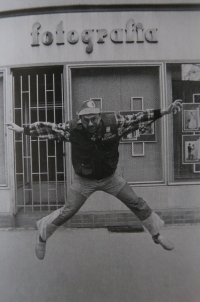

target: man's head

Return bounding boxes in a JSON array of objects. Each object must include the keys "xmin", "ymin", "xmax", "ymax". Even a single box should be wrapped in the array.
[{"xmin": 78, "ymin": 100, "xmax": 101, "ymax": 133}]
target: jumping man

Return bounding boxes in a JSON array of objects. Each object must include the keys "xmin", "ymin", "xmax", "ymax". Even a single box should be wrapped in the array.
[{"xmin": 7, "ymin": 99, "xmax": 182, "ymax": 259}]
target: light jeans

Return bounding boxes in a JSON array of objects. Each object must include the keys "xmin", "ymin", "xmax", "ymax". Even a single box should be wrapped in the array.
[{"xmin": 37, "ymin": 172, "xmax": 164, "ymax": 241}]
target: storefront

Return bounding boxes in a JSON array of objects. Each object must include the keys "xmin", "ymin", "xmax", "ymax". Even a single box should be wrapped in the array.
[{"xmin": 1, "ymin": 1, "xmax": 200, "ymax": 227}]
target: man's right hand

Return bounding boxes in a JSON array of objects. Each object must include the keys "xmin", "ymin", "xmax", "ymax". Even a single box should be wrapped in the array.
[{"xmin": 6, "ymin": 123, "xmax": 24, "ymax": 133}]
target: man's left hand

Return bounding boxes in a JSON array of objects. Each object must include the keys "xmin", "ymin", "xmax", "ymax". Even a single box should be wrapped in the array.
[{"xmin": 161, "ymin": 99, "xmax": 182, "ymax": 116}]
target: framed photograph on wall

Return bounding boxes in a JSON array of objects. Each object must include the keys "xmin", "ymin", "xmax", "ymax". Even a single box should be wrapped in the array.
[
  {"xmin": 182, "ymin": 135, "xmax": 200, "ymax": 164},
  {"xmin": 119, "ymin": 111, "xmax": 157, "ymax": 143},
  {"xmin": 139, "ymin": 121, "xmax": 155, "ymax": 135},
  {"xmin": 182, "ymin": 103, "xmax": 200, "ymax": 132},
  {"xmin": 183, "ymin": 110, "xmax": 198, "ymax": 131},
  {"xmin": 121, "ymin": 129, "xmax": 139, "ymax": 142}
]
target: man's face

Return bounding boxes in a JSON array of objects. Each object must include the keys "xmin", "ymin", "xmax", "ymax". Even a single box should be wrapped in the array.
[{"xmin": 81, "ymin": 114, "xmax": 101, "ymax": 134}]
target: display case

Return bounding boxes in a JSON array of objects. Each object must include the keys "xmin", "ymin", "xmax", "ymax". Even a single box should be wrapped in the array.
[{"xmin": 167, "ymin": 63, "xmax": 200, "ymax": 183}]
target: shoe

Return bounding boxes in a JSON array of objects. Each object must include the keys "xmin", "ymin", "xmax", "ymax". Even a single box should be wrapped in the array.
[
  {"xmin": 35, "ymin": 233, "xmax": 46, "ymax": 260},
  {"xmin": 153, "ymin": 234, "xmax": 174, "ymax": 251}
]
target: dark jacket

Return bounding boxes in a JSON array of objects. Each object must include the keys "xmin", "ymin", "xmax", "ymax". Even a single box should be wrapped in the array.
[{"xmin": 69, "ymin": 113, "xmax": 120, "ymax": 180}]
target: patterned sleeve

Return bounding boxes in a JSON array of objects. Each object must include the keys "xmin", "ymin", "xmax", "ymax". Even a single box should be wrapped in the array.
[
  {"xmin": 24, "ymin": 121, "xmax": 71, "ymax": 141},
  {"xmin": 116, "ymin": 109, "xmax": 162, "ymax": 136}
]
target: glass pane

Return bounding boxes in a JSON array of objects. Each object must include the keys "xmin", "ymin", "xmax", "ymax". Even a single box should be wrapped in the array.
[
  {"xmin": 167, "ymin": 63, "xmax": 200, "ymax": 182},
  {"xmin": 0, "ymin": 74, "xmax": 5, "ymax": 184}
]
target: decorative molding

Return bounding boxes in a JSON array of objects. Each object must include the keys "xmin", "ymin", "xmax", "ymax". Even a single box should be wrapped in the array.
[
  {"xmin": 90, "ymin": 98, "xmax": 103, "ymax": 110},
  {"xmin": 132, "ymin": 142, "xmax": 145, "ymax": 156},
  {"xmin": 130, "ymin": 96, "xmax": 143, "ymax": 111}
]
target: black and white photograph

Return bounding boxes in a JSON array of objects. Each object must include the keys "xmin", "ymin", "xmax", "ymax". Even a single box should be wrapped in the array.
[
  {"xmin": 1, "ymin": 1, "xmax": 200, "ymax": 302},
  {"xmin": 182, "ymin": 102, "xmax": 200, "ymax": 132},
  {"xmin": 120, "ymin": 111, "xmax": 156, "ymax": 142},
  {"xmin": 184, "ymin": 141, "xmax": 199, "ymax": 163},
  {"xmin": 139, "ymin": 122, "xmax": 155, "ymax": 135},
  {"xmin": 121, "ymin": 129, "xmax": 139, "ymax": 142},
  {"xmin": 182, "ymin": 135, "xmax": 200, "ymax": 164},
  {"xmin": 184, "ymin": 109, "xmax": 198, "ymax": 130}
]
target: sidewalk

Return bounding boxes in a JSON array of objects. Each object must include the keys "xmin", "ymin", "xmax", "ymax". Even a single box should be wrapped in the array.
[{"xmin": 0, "ymin": 225, "xmax": 200, "ymax": 302}]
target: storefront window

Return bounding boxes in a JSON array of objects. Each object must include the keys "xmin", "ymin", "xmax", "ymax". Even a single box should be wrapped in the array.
[
  {"xmin": 0, "ymin": 72, "xmax": 6, "ymax": 185},
  {"xmin": 167, "ymin": 63, "xmax": 200, "ymax": 183}
]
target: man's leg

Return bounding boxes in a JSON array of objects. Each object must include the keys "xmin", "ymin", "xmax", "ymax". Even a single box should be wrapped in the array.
[
  {"xmin": 35, "ymin": 188, "xmax": 87, "ymax": 260},
  {"xmin": 116, "ymin": 183, "xmax": 174, "ymax": 250}
]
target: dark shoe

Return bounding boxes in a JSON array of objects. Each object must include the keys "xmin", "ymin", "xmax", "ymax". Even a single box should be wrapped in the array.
[
  {"xmin": 35, "ymin": 233, "xmax": 46, "ymax": 260},
  {"xmin": 153, "ymin": 234, "xmax": 174, "ymax": 251}
]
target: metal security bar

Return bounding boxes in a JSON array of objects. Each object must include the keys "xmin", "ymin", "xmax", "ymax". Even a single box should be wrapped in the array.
[{"xmin": 13, "ymin": 67, "xmax": 66, "ymax": 213}]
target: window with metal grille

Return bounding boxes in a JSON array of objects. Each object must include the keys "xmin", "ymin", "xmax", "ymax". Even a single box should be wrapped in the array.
[{"xmin": 12, "ymin": 66, "xmax": 67, "ymax": 213}]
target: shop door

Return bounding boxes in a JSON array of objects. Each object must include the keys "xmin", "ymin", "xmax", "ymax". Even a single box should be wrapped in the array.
[
  {"xmin": 12, "ymin": 66, "xmax": 67, "ymax": 213},
  {"xmin": 71, "ymin": 66, "xmax": 164, "ymax": 184}
]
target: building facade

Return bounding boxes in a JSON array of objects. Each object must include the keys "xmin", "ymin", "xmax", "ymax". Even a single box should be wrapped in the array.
[{"xmin": 1, "ymin": 0, "xmax": 200, "ymax": 227}]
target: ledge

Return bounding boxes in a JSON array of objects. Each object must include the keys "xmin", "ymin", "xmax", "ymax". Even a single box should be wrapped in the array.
[
  {"xmin": 0, "ymin": 2, "xmax": 200, "ymax": 18},
  {"xmin": 0, "ymin": 0, "xmax": 200, "ymax": 13},
  {"xmin": 7, "ymin": 208, "xmax": 200, "ymax": 229}
]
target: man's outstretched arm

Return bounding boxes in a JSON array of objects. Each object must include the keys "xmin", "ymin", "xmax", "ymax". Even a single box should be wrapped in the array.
[
  {"xmin": 6, "ymin": 121, "xmax": 71, "ymax": 141},
  {"xmin": 116, "ymin": 99, "xmax": 182, "ymax": 134}
]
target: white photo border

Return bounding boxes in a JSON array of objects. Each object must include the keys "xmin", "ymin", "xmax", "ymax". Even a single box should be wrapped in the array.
[
  {"xmin": 182, "ymin": 135, "xmax": 200, "ymax": 164},
  {"xmin": 182, "ymin": 103, "xmax": 200, "ymax": 132},
  {"xmin": 183, "ymin": 109, "xmax": 198, "ymax": 131}
]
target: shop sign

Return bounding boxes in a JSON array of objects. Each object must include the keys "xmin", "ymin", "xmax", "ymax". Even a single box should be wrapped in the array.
[{"xmin": 31, "ymin": 19, "xmax": 158, "ymax": 53}]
